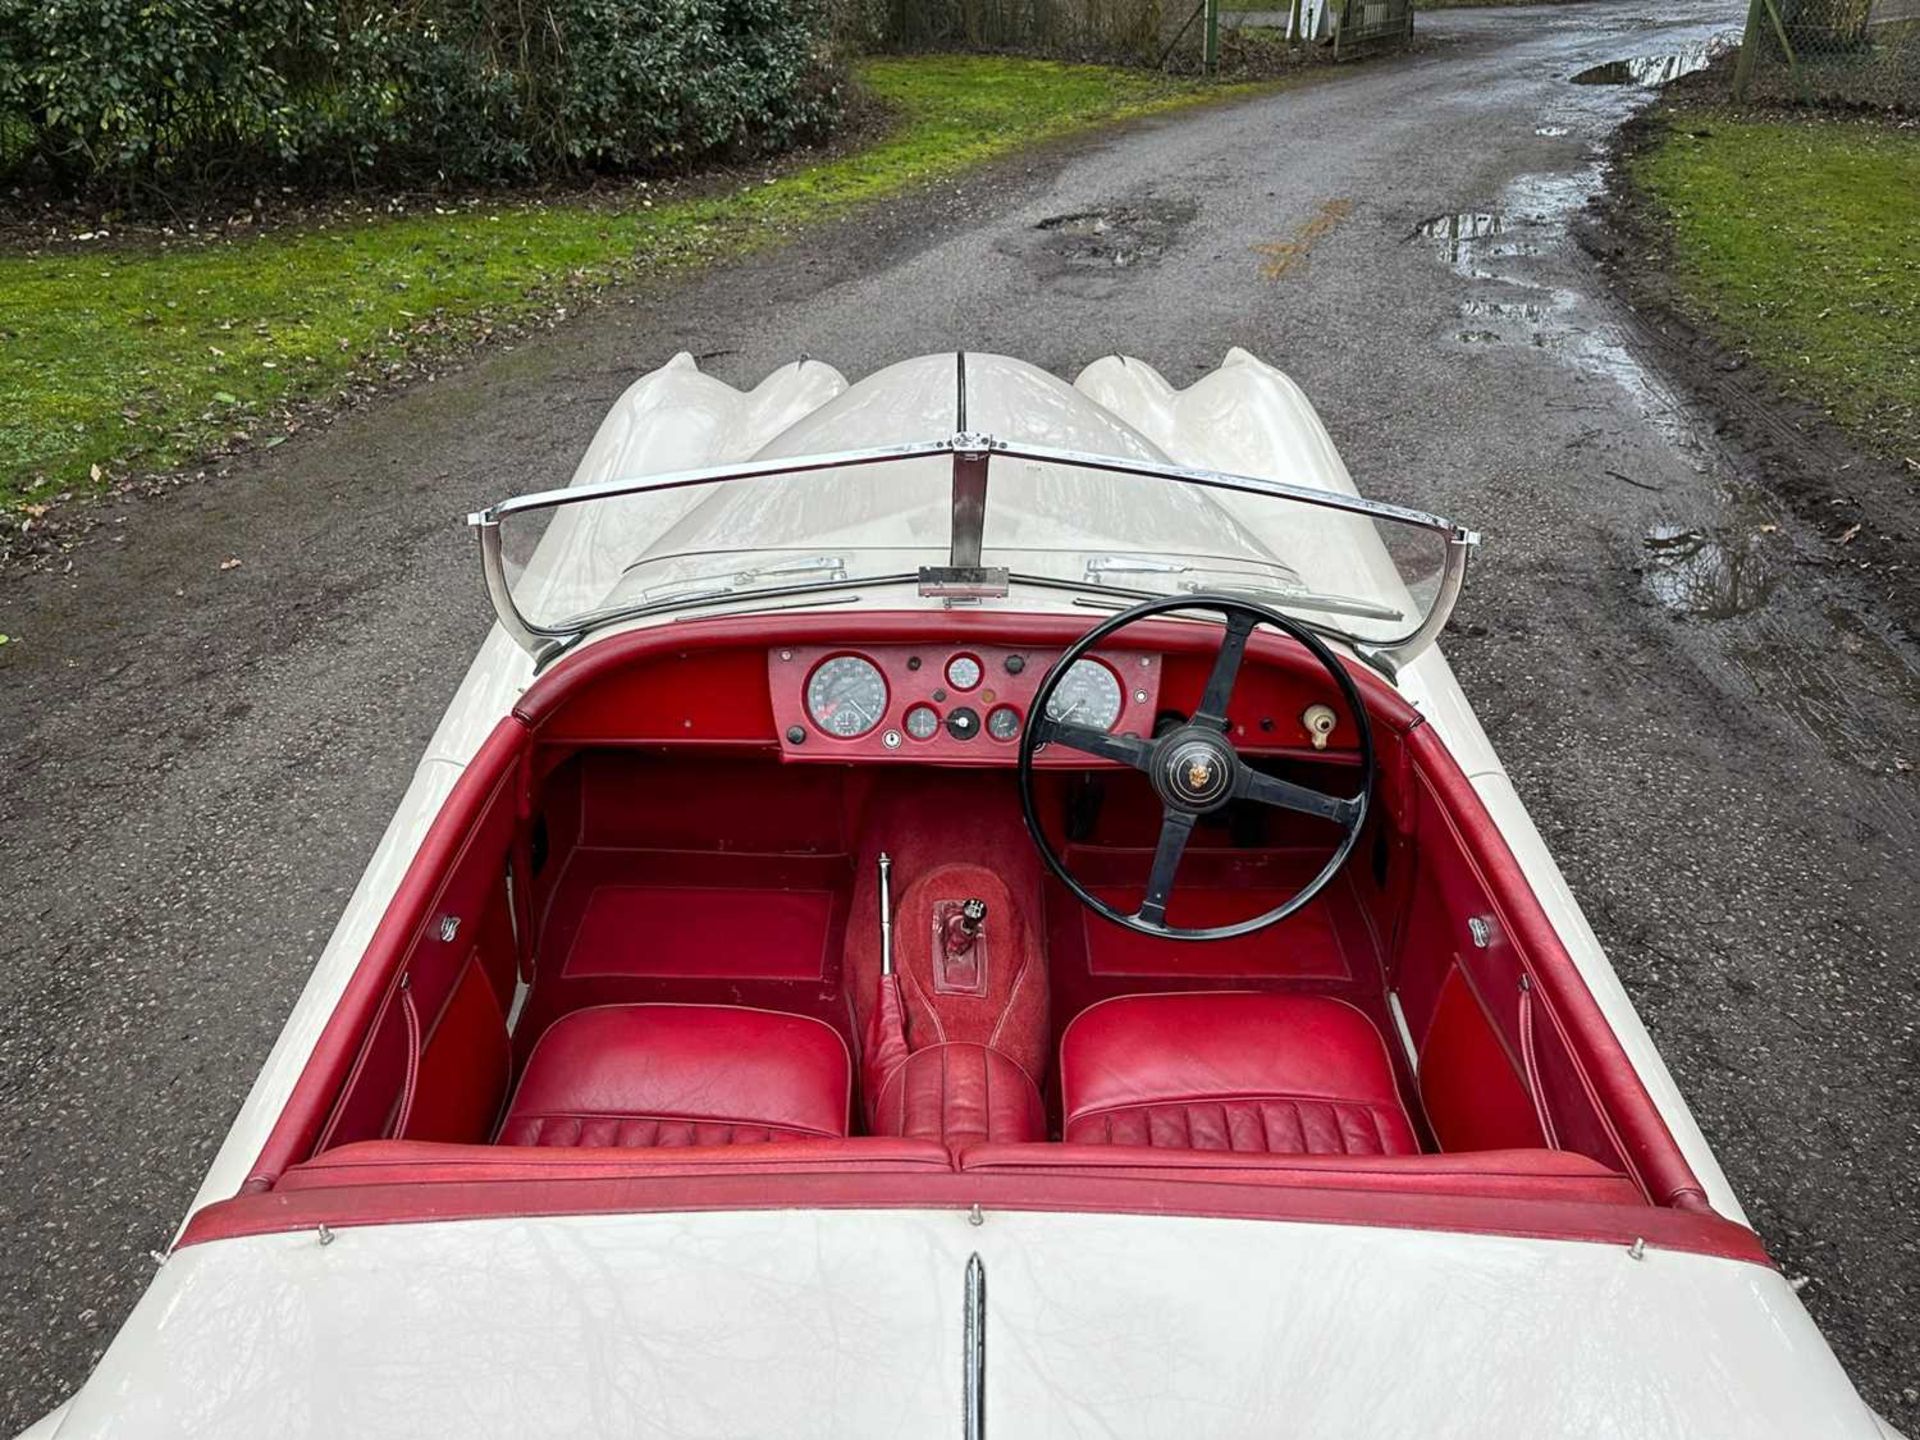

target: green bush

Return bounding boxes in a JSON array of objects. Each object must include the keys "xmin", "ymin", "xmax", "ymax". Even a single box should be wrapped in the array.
[{"xmin": 0, "ymin": 0, "xmax": 841, "ymax": 196}]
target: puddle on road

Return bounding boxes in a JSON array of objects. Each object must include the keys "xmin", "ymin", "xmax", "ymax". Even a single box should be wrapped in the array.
[
  {"xmin": 1639, "ymin": 523, "xmax": 1780, "ymax": 619},
  {"xmin": 1462, "ymin": 298, "xmax": 1550, "ymax": 324},
  {"xmin": 1571, "ymin": 37, "xmax": 1733, "ymax": 87},
  {"xmin": 1413, "ymin": 163, "xmax": 1710, "ymax": 454},
  {"xmin": 1415, "ymin": 212, "xmax": 1504, "ymax": 269}
]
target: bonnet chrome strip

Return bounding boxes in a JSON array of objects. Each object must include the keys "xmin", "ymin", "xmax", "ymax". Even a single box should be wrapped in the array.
[{"xmin": 964, "ymin": 1251, "xmax": 986, "ymax": 1440}]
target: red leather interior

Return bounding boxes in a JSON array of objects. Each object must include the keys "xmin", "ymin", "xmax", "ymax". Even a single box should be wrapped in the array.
[
  {"xmin": 1388, "ymin": 763, "xmax": 1637, "ymax": 1182},
  {"xmin": 234, "ymin": 612, "xmax": 1734, "ymax": 1257},
  {"xmin": 1060, "ymin": 992, "xmax": 1419, "ymax": 1155},
  {"xmin": 515, "ymin": 752, "xmax": 858, "ymax": 1055},
  {"xmin": 872, "ymin": 1043, "xmax": 1047, "ymax": 1149},
  {"xmin": 498, "ymin": 1004, "xmax": 852, "ymax": 1147},
  {"xmin": 314, "ymin": 739, "xmax": 522, "ymax": 1154},
  {"xmin": 1418, "ymin": 962, "xmax": 1549, "ymax": 1153}
]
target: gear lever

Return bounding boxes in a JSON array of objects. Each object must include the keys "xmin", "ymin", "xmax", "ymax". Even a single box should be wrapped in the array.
[
  {"xmin": 934, "ymin": 896, "xmax": 990, "ymax": 996},
  {"xmin": 944, "ymin": 897, "xmax": 988, "ymax": 958}
]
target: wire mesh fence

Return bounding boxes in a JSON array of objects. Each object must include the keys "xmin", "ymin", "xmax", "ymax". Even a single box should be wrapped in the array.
[
  {"xmin": 875, "ymin": 0, "xmax": 1192, "ymax": 65},
  {"xmin": 1733, "ymin": 0, "xmax": 1920, "ymax": 106},
  {"xmin": 869, "ymin": 0, "xmax": 1412, "ymax": 68}
]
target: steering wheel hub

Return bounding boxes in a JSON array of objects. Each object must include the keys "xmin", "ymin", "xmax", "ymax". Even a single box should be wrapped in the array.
[{"xmin": 1155, "ymin": 730, "xmax": 1236, "ymax": 813}]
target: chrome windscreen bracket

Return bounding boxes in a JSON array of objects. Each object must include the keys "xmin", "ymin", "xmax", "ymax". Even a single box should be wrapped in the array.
[
  {"xmin": 918, "ymin": 430, "xmax": 1009, "ymax": 599},
  {"xmin": 917, "ymin": 566, "xmax": 1010, "ymax": 600}
]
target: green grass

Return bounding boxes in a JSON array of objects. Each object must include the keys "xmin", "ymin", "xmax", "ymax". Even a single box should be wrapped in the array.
[
  {"xmin": 0, "ymin": 57, "xmax": 1239, "ymax": 506},
  {"xmin": 1633, "ymin": 111, "xmax": 1920, "ymax": 459}
]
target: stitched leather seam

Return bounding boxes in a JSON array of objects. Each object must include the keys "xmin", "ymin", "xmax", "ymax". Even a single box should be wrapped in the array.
[
  {"xmin": 1077, "ymin": 1098, "xmax": 1407, "ymax": 1151},
  {"xmin": 509, "ymin": 1109, "xmax": 839, "ymax": 1138}
]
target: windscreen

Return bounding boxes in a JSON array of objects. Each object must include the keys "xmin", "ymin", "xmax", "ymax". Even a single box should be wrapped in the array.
[{"xmin": 492, "ymin": 448, "xmax": 1454, "ymax": 650}]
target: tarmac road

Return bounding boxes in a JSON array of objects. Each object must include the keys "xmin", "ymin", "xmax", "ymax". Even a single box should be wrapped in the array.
[{"xmin": 3, "ymin": 0, "xmax": 1916, "ymax": 1428}]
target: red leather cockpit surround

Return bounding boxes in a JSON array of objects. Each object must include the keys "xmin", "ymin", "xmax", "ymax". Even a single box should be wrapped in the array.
[
  {"xmin": 1060, "ymin": 992, "xmax": 1419, "ymax": 1155},
  {"xmin": 497, "ymin": 1004, "xmax": 852, "ymax": 1147}
]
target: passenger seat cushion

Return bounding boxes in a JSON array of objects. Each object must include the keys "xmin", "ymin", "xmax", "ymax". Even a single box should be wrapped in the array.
[
  {"xmin": 1060, "ymin": 992, "xmax": 1419, "ymax": 1156},
  {"xmin": 872, "ymin": 1043, "xmax": 1046, "ymax": 1148},
  {"xmin": 498, "ymin": 1004, "xmax": 851, "ymax": 1148}
]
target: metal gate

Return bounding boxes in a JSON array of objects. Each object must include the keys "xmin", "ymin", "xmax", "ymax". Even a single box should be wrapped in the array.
[{"xmin": 1333, "ymin": 0, "xmax": 1414, "ymax": 58}]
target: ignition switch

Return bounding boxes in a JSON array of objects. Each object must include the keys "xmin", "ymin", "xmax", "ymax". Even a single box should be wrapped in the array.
[{"xmin": 1303, "ymin": 704, "xmax": 1338, "ymax": 750}]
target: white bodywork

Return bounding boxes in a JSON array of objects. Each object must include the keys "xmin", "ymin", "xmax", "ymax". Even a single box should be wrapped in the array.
[
  {"xmin": 33, "ymin": 352, "xmax": 1889, "ymax": 1436},
  {"xmin": 53, "ymin": 1211, "xmax": 1871, "ymax": 1438}
]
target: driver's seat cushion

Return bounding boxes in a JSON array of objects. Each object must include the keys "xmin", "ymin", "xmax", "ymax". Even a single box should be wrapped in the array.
[
  {"xmin": 498, "ymin": 1004, "xmax": 851, "ymax": 1147},
  {"xmin": 1059, "ymin": 992, "xmax": 1419, "ymax": 1155}
]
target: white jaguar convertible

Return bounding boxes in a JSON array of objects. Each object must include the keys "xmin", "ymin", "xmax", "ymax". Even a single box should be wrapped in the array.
[{"xmin": 24, "ymin": 350, "xmax": 1898, "ymax": 1437}]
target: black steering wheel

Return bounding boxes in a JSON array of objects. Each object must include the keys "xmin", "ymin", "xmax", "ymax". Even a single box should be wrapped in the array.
[{"xmin": 1018, "ymin": 595, "xmax": 1375, "ymax": 942}]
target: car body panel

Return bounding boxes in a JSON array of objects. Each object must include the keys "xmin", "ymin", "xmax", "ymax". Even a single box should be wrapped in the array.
[{"xmin": 61, "ymin": 1209, "xmax": 1870, "ymax": 1438}]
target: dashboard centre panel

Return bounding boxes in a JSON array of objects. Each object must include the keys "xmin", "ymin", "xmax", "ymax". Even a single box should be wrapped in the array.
[{"xmin": 769, "ymin": 643, "xmax": 1161, "ymax": 764}]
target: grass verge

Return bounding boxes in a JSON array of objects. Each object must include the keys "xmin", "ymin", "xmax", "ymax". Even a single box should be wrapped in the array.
[
  {"xmin": 0, "ymin": 57, "xmax": 1240, "ymax": 508},
  {"xmin": 1630, "ymin": 110, "xmax": 1919, "ymax": 460}
]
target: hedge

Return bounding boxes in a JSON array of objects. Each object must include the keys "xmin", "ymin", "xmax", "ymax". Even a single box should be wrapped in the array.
[{"xmin": 0, "ymin": 0, "xmax": 842, "ymax": 196}]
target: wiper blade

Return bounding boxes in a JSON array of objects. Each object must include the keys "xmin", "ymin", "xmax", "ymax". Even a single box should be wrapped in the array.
[
  {"xmin": 1194, "ymin": 584, "xmax": 1404, "ymax": 623},
  {"xmin": 1081, "ymin": 553, "xmax": 1401, "ymax": 622},
  {"xmin": 618, "ymin": 552, "xmax": 849, "ymax": 597}
]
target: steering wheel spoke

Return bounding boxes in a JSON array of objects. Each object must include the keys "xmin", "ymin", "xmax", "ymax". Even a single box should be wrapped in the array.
[
  {"xmin": 1192, "ymin": 610, "xmax": 1254, "ymax": 729},
  {"xmin": 1033, "ymin": 716, "xmax": 1152, "ymax": 772},
  {"xmin": 1232, "ymin": 765, "xmax": 1364, "ymax": 826},
  {"xmin": 1136, "ymin": 810, "xmax": 1197, "ymax": 928}
]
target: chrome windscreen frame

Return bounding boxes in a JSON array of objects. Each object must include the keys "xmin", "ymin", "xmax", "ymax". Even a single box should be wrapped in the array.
[{"xmin": 467, "ymin": 432, "xmax": 1479, "ymax": 667}]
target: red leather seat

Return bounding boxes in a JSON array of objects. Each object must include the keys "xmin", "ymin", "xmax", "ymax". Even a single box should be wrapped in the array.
[
  {"xmin": 1059, "ymin": 992, "xmax": 1419, "ymax": 1156},
  {"xmin": 498, "ymin": 1004, "xmax": 851, "ymax": 1148}
]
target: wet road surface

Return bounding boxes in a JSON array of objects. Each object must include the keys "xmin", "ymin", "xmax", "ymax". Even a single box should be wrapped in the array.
[{"xmin": 3, "ymin": 0, "xmax": 1917, "ymax": 1428}]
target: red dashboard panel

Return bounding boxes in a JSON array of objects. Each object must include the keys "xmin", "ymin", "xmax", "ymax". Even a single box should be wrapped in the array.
[{"xmin": 769, "ymin": 643, "xmax": 1161, "ymax": 765}]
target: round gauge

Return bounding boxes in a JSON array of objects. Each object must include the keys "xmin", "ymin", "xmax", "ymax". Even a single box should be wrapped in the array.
[
  {"xmin": 904, "ymin": 704, "xmax": 940, "ymax": 741},
  {"xmin": 946, "ymin": 654, "xmax": 983, "ymax": 691},
  {"xmin": 987, "ymin": 705, "xmax": 1022, "ymax": 742},
  {"xmin": 1044, "ymin": 658, "xmax": 1124, "ymax": 731},
  {"xmin": 805, "ymin": 655, "xmax": 887, "ymax": 738}
]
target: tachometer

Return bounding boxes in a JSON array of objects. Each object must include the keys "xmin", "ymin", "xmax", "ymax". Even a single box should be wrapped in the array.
[
  {"xmin": 1045, "ymin": 658, "xmax": 1123, "ymax": 731},
  {"xmin": 806, "ymin": 655, "xmax": 887, "ymax": 738}
]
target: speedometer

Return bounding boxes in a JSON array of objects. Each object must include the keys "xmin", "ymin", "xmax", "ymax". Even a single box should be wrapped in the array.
[
  {"xmin": 1045, "ymin": 659, "xmax": 1123, "ymax": 731},
  {"xmin": 806, "ymin": 655, "xmax": 887, "ymax": 738}
]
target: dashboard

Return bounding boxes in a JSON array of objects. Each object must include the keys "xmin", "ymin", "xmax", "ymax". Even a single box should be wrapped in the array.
[{"xmin": 769, "ymin": 643, "xmax": 1162, "ymax": 763}]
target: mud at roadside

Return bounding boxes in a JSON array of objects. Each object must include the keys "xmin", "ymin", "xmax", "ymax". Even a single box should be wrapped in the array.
[{"xmin": 1579, "ymin": 93, "xmax": 1920, "ymax": 640}]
